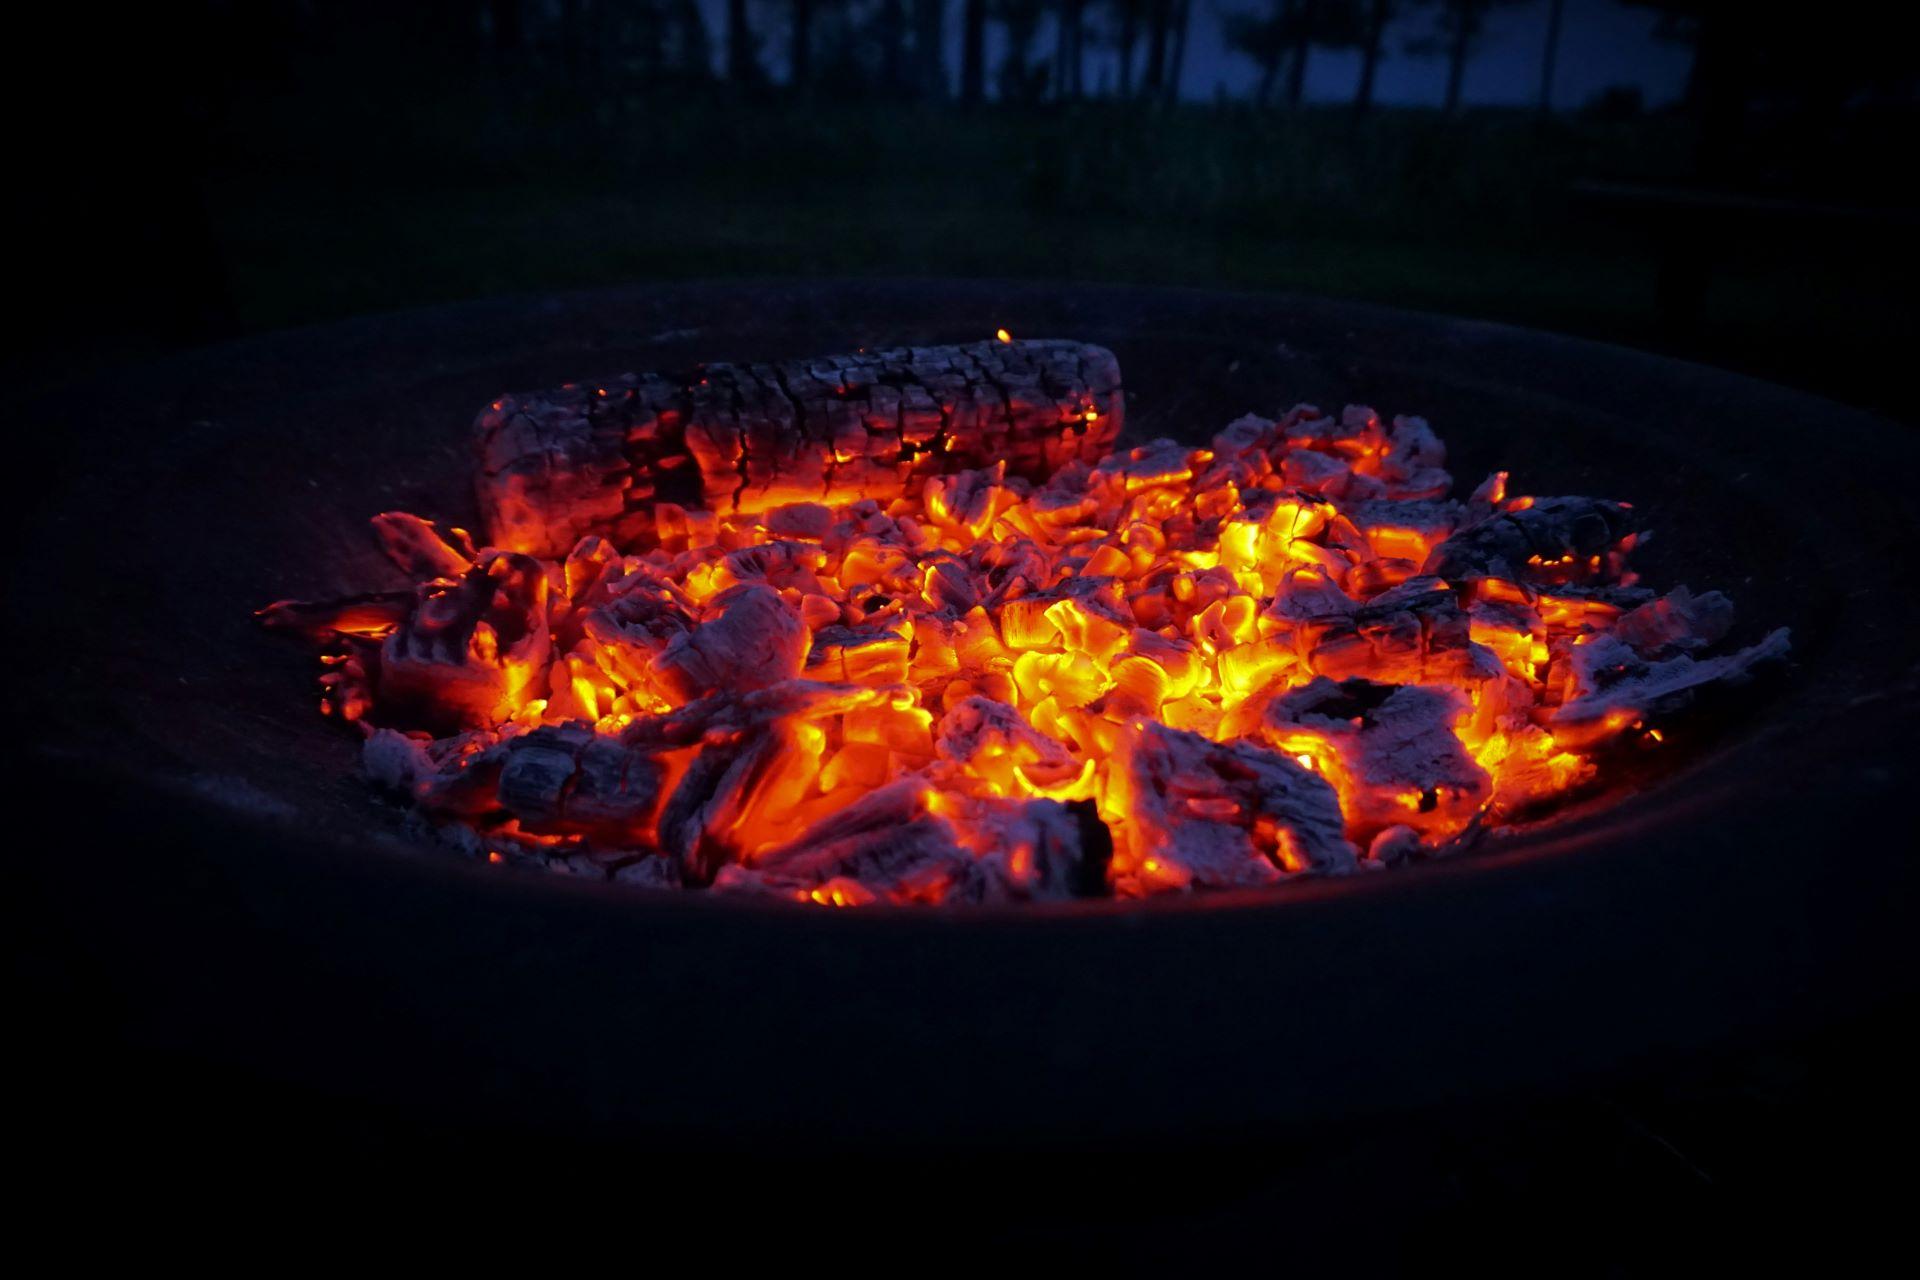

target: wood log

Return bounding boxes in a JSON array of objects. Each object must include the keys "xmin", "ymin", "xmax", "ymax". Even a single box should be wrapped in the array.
[{"xmin": 473, "ymin": 338, "xmax": 1124, "ymax": 557}]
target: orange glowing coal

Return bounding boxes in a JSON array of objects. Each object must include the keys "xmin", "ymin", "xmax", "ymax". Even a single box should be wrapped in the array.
[{"xmin": 262, "ymin": 337, "xmax": 1787, "ymax": 904}]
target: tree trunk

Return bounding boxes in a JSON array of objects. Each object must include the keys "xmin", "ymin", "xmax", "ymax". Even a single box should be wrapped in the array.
[
  {"xmin": 1165, "ymin": 0, "xmax": 1190, "ymax": 102},
  {"xmin": 791, "ymin": 0, "xmax": 813, "ymax": 89},
  {"xmin": 960, "ymin": 0, "xmax": 986, "ymax": 104},
  {"xmin": 1118, "ymin": 0, "xmax": 1139, "ymax": 98},
  {"xmin": 1354, "ymin": 0, "xmax": 1386, "ymax": 113},
  {"xmin": 676, "ymin": 0, "xmax": 713, "ymax": 75},
  {"xmin": 1069, "ymin": 0, "xmax": 1085, "ymax": 96},
  {"xmin": 913, "ymin": 0, "xmax": 947, "ymax": 96},
  {"xmin": 1142, "ymin": 0, "xmax": 1169, "ymax": 97},
  {"xmin": 1054, "ymin": 0, "xmax": 1085, "ymax": 100},
  {"xmin": 1443, "ymin": 5, "xmax": 1470, "ymax": 114},
  {"xmin": 1285, "ymin": 0, "xmax": 1308, "ymax": 109},
  {"xmin": 728, "ymin": 0, "xmax": 757, "ymax": 81},
  {"xmin": 881, "ymin": 0, "xmax": 906, "ymax": 91},
  {"xmin": 1538, "ymin": 0, "xmax": 1564, "ymax": 113},
  {"xmin": 1257, "ymin": 54, "xmax": 1278, "ymax": 108}
]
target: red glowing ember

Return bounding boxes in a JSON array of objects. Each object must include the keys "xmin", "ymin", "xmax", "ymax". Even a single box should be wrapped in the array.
[{"xmin": 261, "ymin": 337, "xmax": 1788, "ymax": 904}]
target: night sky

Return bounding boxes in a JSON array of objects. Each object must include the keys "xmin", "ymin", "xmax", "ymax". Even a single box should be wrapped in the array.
[{"xmin": 695, "ymin": 0, "xmax": 1694, "ymax": 108}]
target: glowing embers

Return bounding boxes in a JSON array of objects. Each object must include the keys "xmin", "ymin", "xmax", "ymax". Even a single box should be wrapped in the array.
[{"xmin": 262, "ymin": 343, "xmax": 1790, "ymax": 905}]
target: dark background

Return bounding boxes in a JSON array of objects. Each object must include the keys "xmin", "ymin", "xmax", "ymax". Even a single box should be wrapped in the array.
[
  {"xmin": 11, "ymin": 0, "xmax": 1916, "ymax": 1264},
  {"xmin": 13, "ymin": 0, "xmax": 1918, "ymax": 422}
]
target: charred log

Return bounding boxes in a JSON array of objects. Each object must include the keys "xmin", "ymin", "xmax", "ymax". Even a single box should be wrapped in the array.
[{"xmin": 475, "ymin": 338, "xmax": 1124, "ymax": 557}]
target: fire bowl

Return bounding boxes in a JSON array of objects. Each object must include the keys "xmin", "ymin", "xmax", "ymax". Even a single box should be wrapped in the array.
[{"xmin": 17, "ymin": 279, "xmax": 1919, "ymax": 1149}]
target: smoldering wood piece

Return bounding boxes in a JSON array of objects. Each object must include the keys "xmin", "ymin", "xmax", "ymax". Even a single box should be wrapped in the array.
[
  {"xmin": 1344, "ymin": 498, "xmax": 1465, "ymax": 562},
  {"xmin": 1090, "ymin": 438, "xmax": 1198, "ymax": 495},
  {"xmin": 492, "ymin": 724, "xmax": 664, "ymax": 833},
  {"xmin": 651, "ymin": 582, "xmax": 810, "ymax": 701},
  {"xmin": 715, "ymin": 539, "xmax": 830, "ymax": 593},
  {"xmin": 578, "ymin": 569, "xmax": 697, "ymax": 688},
  {"xmin": 954, "ymin": 796, "xmax": 1114, "ymax": 902},
  {"xmin": 1262, "ymin": 677, "xmax": 1491, "ymax": 839},
  {"xmin": 255, "ymin": 590, "xmax": 416, "ymax": 638},
  {"xmin": 1612, "ymin": 585, "xmax": 1736, "ymax": 657},
  {"xmin": 1287, "ymin": 575, "xmax": 1500, "ymax": 686},
  {"xmin": 1276, "ymin": 406, "xmax": 1454, "ymax": 500},
  {"xmin": 806, "ymin": 622, "xmax": 911, "ymax": 685},
  {"xmin": 474, "ymin": 339, "xmax": 1125, "ymax": 557},
  {"xmin": 619, "ymin": 679, "xmax": 891, "ymax": 754},
  {"xmin": 1424, "ymin": 497, "xmax": 1634, "ymax": 584},
  {"xmin": 637, "ymin": 680, "xmax": 900, "ymax": 882},
  {"xmin": 1120, "ymin": 722, "xmax": 1358, "ymax": 889},
  {"xmin": 935, "ymin": 694, "xmax": 1078, "ymax": 784},
  {"xmin": 742, "ymin": 777, "xmax": 975, "ymax": 900},
  {"xmin": 656, "ymin": 722, "xmax": 796, "ymax": 885},
  {"xmin": 1553, "ymin": 627, "xmax": 1792, "ymax": 733},
  {"xmin": 371, "ymin": 512, "xmax": 473, "ymax": 579},
  {"xmin": 376, "ymin": 552, "xmax": 551, "ymax": 731}
]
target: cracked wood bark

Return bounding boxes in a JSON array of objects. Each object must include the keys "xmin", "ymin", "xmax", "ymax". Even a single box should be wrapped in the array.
[{"xmin": 474, "ymin": 338, "xmax": 1124, "ymax": 557}]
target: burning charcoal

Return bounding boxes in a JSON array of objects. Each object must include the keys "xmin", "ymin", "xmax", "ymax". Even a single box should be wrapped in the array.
[
  {"xmin": 371, "ymin": 511, "xmax": 473, "ymax": 579},
  {"xmin": 1259, "ymin": 677, "xmax": 1492, "ymax": 841},
  {"xmin": 1114, "ymin": 723, "xmax": 1358, "ymax": 892},
  {"xmin": 1367, "ymin": 825, "xmax": 1425, "ymax": 867},
  {"xmin": 656, "ymin": 724, "xmax": 796, "ymax": 884},
  {"xmin": 257, "ymin": 591, "xmax": 415, "ymax": 639},
  {"xmin": 954, "ymin": 796, "xmax": 1113, "ymax": 902},
  {"xmin": 1424, "ymin": 497, "xmax": 1634, "ymax": 585},
  {"xmin": 632, "ymin": 680, "xmax": 899, "ymax": 882},
  {"xmin": 1552, "ymin": 627, "xmax": 1791, "ymax": 740},
  {"xmin": 1295, "ymin": 576, "xmax": 1499, "ymax": 686},
  {"xmin": 1345, "ymin": 498, "xmax": 1464, "ymax": 565},
  {"xmin": 746, "ymin": 778, "xmax": 975, "ymax": 903},
  {"xmin": 475, "ymin": 339, "xmax": 1123, "ymax": 556},
  {"xmin": 493, "ymin": 725, "xmax": 663, "ymax": 834},
  {"xmin": 1091, "ymin": 438, "xmax": 1197, "ymax": 497},
  {"xmin": 267, "ymin": 332, "xmax": 1792, "ymax": 907},
  {"xmin": 377, "ymin": 552, "xmax": 551, "ymax": 731},
  {"xmin": 716, "ymin": 539, "xmax": 830, "ymax": 593},
  {"xmin": 651, "ymin": 582, "xmax": 809, "ymax": 701},
  {"xmin": 806, "ymin": 622, "xmax": 911, "ymax": 685},
  {"xmin": 935, "ymin": 695, "xmax": 1081, "ymax": 791},
  {"xmin": 1611, "ymin": 585, "xmax": 1736, "ymax": 657},
  {"xmin": 578, "ymin": 568, "xmax": 696, "ymax": 690}
]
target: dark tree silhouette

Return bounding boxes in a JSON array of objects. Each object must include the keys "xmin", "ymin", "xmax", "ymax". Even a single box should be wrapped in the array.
[
  {"xmin": 961, "ymin": 0, "xmax": 988, "ymax": 103},
  {"xmin": 1354, "ymin": 0, "xmax": 1393, "ymax": 111},
  {"xmin": 1164, "ymin": 0, "xmax": 1192, "ymax": 99},
  {"xmin": 1223, "ymin": 2, "xmax": 1291, "ymax": 105},
  {"xmin": 791, "ymin": 0, "xmax": 814, "ymax": 87},
  {"xmin": 727, "ymin": 0, "xmax": 763, "ymax": 81},
  {"xmin": 1408, "ymin": 0, "xmax": 1531, "ymax": 114},
  {"xmin": 671, "ymin": 0, "xmax": 713, "ymax": 75},
  {"xmin": 1224, "ymin": 1, "xmax": 1365, "ymax": 108},
  {"xmin": 1054, "ymin": 0, "xmax": 1087, "ymax": 99},
  {"xmin": 991, "ymin": 0, "xmax": 1052, "ymax": 101},
  {"xmin": 1113, "ymin": 0, "xmax": 1142, "ymax": 97},
  {"xmin": 912, "ymin": 0, "xmax": 947, "ymax": 95},
  {"xmin": 1538, "ymin": 0, "xmax": 1565, "ymax": 110},
  {"xmin": 878, "ymin": 0, "xmax": 907, "ymax": 89},
  {"xmin": 1141, "ymin": 0, "xmax": 1170, "ymax": 96}
]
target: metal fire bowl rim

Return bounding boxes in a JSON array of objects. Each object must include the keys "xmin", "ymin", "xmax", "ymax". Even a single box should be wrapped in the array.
[{"xmin": 20, "ymin": 277, "xmax": 1920, "ymax": 1147}]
